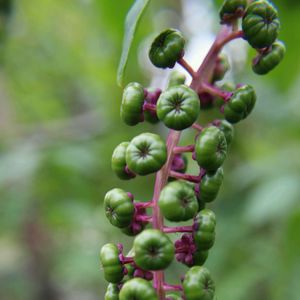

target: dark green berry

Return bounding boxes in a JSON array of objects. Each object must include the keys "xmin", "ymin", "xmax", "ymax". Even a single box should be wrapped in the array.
[
  {"xmin": 199, "ymin": 168, "xmax": 224, "ymax": 203},
  {"xmin": 242, "ymin": 0, "xmax": 280, "ymax": 49},
  {"xmin": 159, "ymin": 180, "xmax": 199, "ymax": 222},
  {"xmin": 105, "ymin": 284, "xmax": 120, "ymax": 300},
  {"xmin": 224, "ymin": 84, "xmax": 256, "ymax": 124},
  {"xmin": 193, "ymin": 209, "xmax": 216, "ymax": 250},
  {"xmin": 119, "ymin": 278, "xmax": 158, "ymax": 300},
  {"xmin": 195, "ymin": 126, "xmax": 227, "ymax": 172},
  {"xmin": 149, "ymin": 28, "xmax": 185, "ymax": 69},
  {"xmin": 126, "ymin": 133, "xmax": 167, "ymax": 175},
  {"xmin": 252, "ymin": 40, "xmax": 285, "ymax": 75},
  {"xmin": 121, "ymin": 82, "xmax": 145, "ymax": 126},
  {"xmin": 219, "ymin": 0, "xmax": 248, "ymax": 23},
  {"xmin": 100, "ymin": 243, "xmax": 124, "ymax": 283},
  {"xmin": 157, "ymin": 85, "xmax": 200, "ymax": 130},
  {"xmin": 111, "ymin": 142, "xmax": 135, "ymax": 180},
  {"xmin": 104, "ymin": 188, "xmax": 134, "ymax": 228},
  {"xmin": 133, "ymin": 229, "xmax": 174, "ymax": 271},
  {"xmin": 183, "ymin": 266, "xmax": 215, "ymax": 300}
]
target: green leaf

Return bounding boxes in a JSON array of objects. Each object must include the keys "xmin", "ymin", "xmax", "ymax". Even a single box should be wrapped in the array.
[{"xmin": 117, "ymin": 0, "xmax": 151, "ymax": 87}]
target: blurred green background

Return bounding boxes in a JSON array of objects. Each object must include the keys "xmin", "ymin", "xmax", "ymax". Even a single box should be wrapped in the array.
[{"xmin": 0, "ymin": 0, "xmax": 299, "ymax": 299}]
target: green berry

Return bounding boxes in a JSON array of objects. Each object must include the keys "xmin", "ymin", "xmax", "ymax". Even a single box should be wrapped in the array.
[
  {"xmin": 111, "ymin": 142, "xmax": 135, "ymax": 180},
  {"xmin": 157, "ymin": 85, "xmax": 200, "ymax": 130},
  {"xmin": 105, "ymin": 284, "xmax": 120, "ymax": 300},
  {"xmin": 104, "ymin": 188, "xmax": 134, "ymax": 228},
  {"xmin": 126, "ymin": 133, "xmax": 167, "ymax": 175},
  {"xmin": 193, "ymin": 209, "xmax": 216, "ymax": 250},
  {"xmin": 183, "ymin": 266, "xmax": 215, "ymax": 300},
  {"xmin": 149, "ymin": 28, "xmax": 185, "ymax": 69},
  {"xmin": 252, "ymin": 40, "xmax": 285, "ymax": 75},
  {"xmin": 133, "ymin": 229, "xmax": 174, "ymax": 270},
  {"xmin": 159, "ymin": 181, "xmax": 199, "ymax": 222},
  {"xmin": 119, "ymin": 278, "xmax": 158, "ymax": 300},
  {"xmin": 219, "ymin": 0, "xmax": 248, "ymax": 23},
  {"xmin": 199, "ymin": 168, "xmax": 224, "ymax": 203},
  {"xmin": 242, "ymin": 0, "xmax": 280, "ymax": 49},
  {"xmin": 192, "ymin": 249, "xmax": 209, "ymax": 267},
  {"xmin": 166, "ymin": 294, "xmax": 182, "ymax": 300},
  {"xmin": 224, "ymin": 84, "xmax": 256, "ymax": 124},
  {"xmin": 100, "ymin": 243, "xmax": 124, "ymax": 283},
  {"xmin": 195, "ymin": 126, "xmax": 227, "ymax": 172},
  {"xmin": 121, "ymin": 82, "xmax": 145, "ymax": 126},
  {"xmin": 168, "ymin": 70, "xmax": 186, "ymax": 87},
  {"xmin": 215, "ymin": 120, "xmax": 234, "ymax": 146},
  {"xmin": 212, "ymin": 54, "xmax": 230, "ymax": 82}
]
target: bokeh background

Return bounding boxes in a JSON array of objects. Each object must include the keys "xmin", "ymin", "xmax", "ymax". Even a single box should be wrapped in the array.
[{"xmin": 0, "ymin": 0, "xmax": 299, "ymax": 299}]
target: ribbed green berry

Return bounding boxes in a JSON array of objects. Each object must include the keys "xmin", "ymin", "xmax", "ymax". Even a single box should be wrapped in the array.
[
  {"xmin": 104, "ymin": 188, "xmax": 134, "ymax": 228},
  {"xmin": 195, "ymin": 126, "xmax": 227, "ymax": 172},
  {"xmin": 219, "ymin": 0, "xmax": 248, "ymax": 23},
  {"xmin": 183, "ymin": 266, "xmax": 215, "ymax": 300},
  {"xmin": 126, "ymin": 133, "xmax": 167, "ymax": 175},
  {"xmin": 119, "ymin": 278, "xmax": 158, "ymax": 300},
  {"xmin": 149, "ymin": 28, "xmax": 185, "ymax": 69},
  {"xmin": 111, "ymin": 142, "xmax": 135, "ymax": 180},
  {"xmin": 193, "ymin": 209, "xmax": 216, "ymax": 250},
  {"xmin": 121, "ymin": 82, "xmax": 145, "ymax": 126},
  {"xmin": 100, "ymin": 243, "xmax": 124, "ymax": 283},
  {"xmin": 157, "ymin": 85, "xmax": 200, "ymax": 130},
  {"xmin": 216, "ymin": 120, "xmax": 234, "ymax": 146},
  {"xmin": 224, "ymin": 85, "xmax": 256, "ymax": 124},
  {"xmin": 133, "ymin": 229, "xmax": 174, "ymax": 271},
  {"xmin": 168, "ymin": 70, "xmax": 186, "ymax": 87},
  {"xmin": 199, "ymin": 168, "xmax": 224, "ymax": 203},
  {"xmin": 242, "ymin": 0, "xmax": 280, "ymax": 49},
  {"xmin": 252, "ymin": 41, "xmax": 285, "ymax": 75},
  {"xmin": 105, "ymin": 284, "xmax": 120, "ymax": 300},
  {"xmin": 159, "ymin": 181, "xmax": 199, "ymax": 222}
]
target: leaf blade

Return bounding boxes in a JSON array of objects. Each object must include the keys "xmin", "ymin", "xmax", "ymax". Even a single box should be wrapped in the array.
[{"xmin": 117, "ymin": 0, "xmax": 151, "ymax": 87}]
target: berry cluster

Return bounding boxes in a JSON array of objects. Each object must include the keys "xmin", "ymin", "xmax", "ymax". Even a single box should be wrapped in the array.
[{"xmin": 100, "ymin": 1, "xmax": 285, "ymax": 299}]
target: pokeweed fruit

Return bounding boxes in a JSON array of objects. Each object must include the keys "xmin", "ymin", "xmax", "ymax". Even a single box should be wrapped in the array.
[
  {"xmin": 183, "ymin": 266, "xmax": 215, "ymax": 300},
  {"xmin": 121, "ymin": 82, "xmax": 145, "ymax": 126},
  {"xmin": 100, "ymin": 1, "xmax": 284, "ymax": 298},
  {"xmin": 252, "ymin": 40, "xmax": 286, "ymax": 75},
  {"xmin": 224, "ymin": 84, "xmax": 256, "ymax": 124},
  {"xmin": 159, "ymin": 181, "xmax": 198, "ymax": 222},
  {"xmin": 126, "ymin": 133, "xmax": 167, "ymax": 175},
  {"xmin": 120, "ymin": 278, "xmax": 158, "ymax": 300},
  {"xmin": 133, "ymin": 229, "xmax": 174, "ymax": 271},
  {"xmin": 100, "ymin": 243, "xmax": 124, "ymax": 283},
  {"xmin": 157, "ymin": 85, "xmax": 200, "ymax": 130},
  {"xmin": 242, "ymin": 0, "xmax": 280, "ymax": 49},
  {"xmin": 195, "ymin": 126, "xmax": 227, "ymax": 172},
  {"xmin": 149, "ymin": 29, "xmax": 185, "ymax": 69},
  {"xmin": 219, "ymin": 0, "xmax": 248, "ymax": 24}
]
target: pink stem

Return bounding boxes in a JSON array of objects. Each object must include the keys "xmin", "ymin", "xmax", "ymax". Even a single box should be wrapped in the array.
[
  {"xmin": 134, "ymin": 201, "xmax": 153, "ymax": 208},
  {"xmin": 200, "ymin": 82, "xmax": 232, "ymax": 102},
  {"xmin": 121, "ymin": 257, "xmax": 134, "ymax": 264},
  {"xmin": 177, "ymin": 58, "xmax": 197, "ymax": 78},
  {"xmin": 169, "ymin": 170, "xmax": 201, "ymax": 183},
  {"xmin": 163, "ymin": 226, "xmax": 194, "ymax": 233},
  {"xmin": 152, "ymin": 130, "xmax": 181, "ymax": 299},
  {"xmin": 135, "ymin": 215, "xmax": 153, "ymax": 223},
  {"xmin": 192, "ymin": 123, "xmax": 203, "ymax": 131},
  {"xmin": 173, "ymin": 145, "xmax": 195, "ymax": 154},
  {"xmin": 143, "ymin": 102, "xmax": 157, "ymax": 112},
  {"xmin": 163, "ymin": 283, "xmax": 183, "ymax": 292}
]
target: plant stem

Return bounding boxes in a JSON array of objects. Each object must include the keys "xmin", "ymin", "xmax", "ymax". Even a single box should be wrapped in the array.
[
  {"xmin": 173, "ymin": 145, "xmax": 195, "ymax": 154},
  {"xmin": 178, "ymin": 58, "xmax": 197, "ymax": 78},
  {"xmin": 169, "ymin": 171, "xmax": 200, "ymax": 183},
  {"xmin": 143, "ymin": 102, "xmax": 157, "ymax": 112},
  {"xmin": 152, "ymin": 130, "xmax": 181, "ymax": 299},
  {"xmin": 163, "ymin": 226, "xmax": 194, "ymax": 233},
  {"xmin": 163, "ymin": 283, "xmax": 183, "ymax": 292},
  {"xmin": 192, "ymin": 123, "xmax": 203, "ymax": 131},
  {"xmin": 200, "ymin": 82, "xmax": 232, "ymax": 101}
]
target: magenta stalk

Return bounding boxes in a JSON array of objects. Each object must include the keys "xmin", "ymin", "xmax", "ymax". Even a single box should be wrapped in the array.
[
  {"xmin": 135, "ymin": 215, "xmax": 153, "ymax": 223},
  {"xmin": 169, "ymin": 170, "xmax": 201, "ymax": 183},
  {"xmin": 192, "ymin": 123, "xmax": 203, "ymax": 131},
  {"xmin": 173, "ymin": 145, "xmax": 195, "ymax": 154},
  {"xmin": 163, "ymin": 283, "xmax": 183, "ymax": 292},
  {"xmin": 143, "ymin": 102, "xmax": 157, "ymax": 112},
  {"xmin": 200, "ymin": 82, "xmax": 232, "ymax": 101},
  {"xmin": 177, "ymin": 57, "xmax": 197, "ymax": 78},
  {"xmin": 134, "ymin": 201, "xmax": 153, "ymax": 208},
  {"xmin": 163, "ymin": 226, "xmax": 194, "ymax": 233}
]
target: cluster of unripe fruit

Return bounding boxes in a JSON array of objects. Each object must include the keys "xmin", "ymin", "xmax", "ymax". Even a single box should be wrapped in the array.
[{"xmin": 100, "ymin": 1, "xmax": 284, "ymax": 299}]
